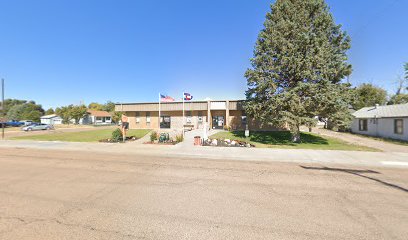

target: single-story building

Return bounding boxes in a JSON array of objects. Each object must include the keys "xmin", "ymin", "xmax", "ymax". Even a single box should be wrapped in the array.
[
  {"xmin": 79, "ymin": 110, "xmax": 112, "ymax": 125},
  {"xmin": 351, "ymin": 103, "xmax": 408, "ymax": 141},
  {"xmin": 40, "ymin": 114, "xmax": 63, "ymax": 125},
  {"xmin": 114, "ymin": 100, "xmax": 279, "ymax": 131}
]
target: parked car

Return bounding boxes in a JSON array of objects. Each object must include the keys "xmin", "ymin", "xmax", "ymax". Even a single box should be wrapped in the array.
[
  {"xmin": 20, "ymin": 120, "xmax": 34, "ymax": 126},
  {"xmin": 6, "ymin": 120, "xmax": 24, "ymax": 127},
  {"xmin": 21, "ymin": 123, "xmax": 54, "ymax": 131}
]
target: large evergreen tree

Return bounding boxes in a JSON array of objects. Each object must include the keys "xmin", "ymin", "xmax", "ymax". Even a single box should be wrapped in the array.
[{"xmin": 245, "ymin": 0, "xmax": 352, "ymax": 142}]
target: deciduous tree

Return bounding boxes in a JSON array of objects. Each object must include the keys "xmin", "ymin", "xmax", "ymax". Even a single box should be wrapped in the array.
[
  {"xmin": 388, "ymin": 94, "xmax": 408, "ymax": 105},
  {"xmin": 88, "ymin": 102, "xmax": 104, "ymax": 111},
  {"xmin": 6, "ymin": 101, "xmax": 44, "ymax": 122},
  {"xmin": 55, "ymin": 106, "xmax": 73, "ymax": 124},
  {"xmin": 352, "ymin": 83, "xmax": 387, "ymax": 110},
  {"xmin": 45, "ymin": 108, "xmax": 55, "ymax": 115},
  {"xmin": 70, "ymin": 105, "xmax": 87, "ymax": 124}
]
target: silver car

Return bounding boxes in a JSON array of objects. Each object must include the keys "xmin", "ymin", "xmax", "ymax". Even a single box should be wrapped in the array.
[{"xmin": 22, "ymin": 123, "xmax": 54, "ymax": 131}]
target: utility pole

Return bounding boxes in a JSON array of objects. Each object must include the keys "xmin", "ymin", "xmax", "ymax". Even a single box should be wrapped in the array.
[{"xmin": 1, "ymin": 79, "xmax": 4, "ymax": 140}]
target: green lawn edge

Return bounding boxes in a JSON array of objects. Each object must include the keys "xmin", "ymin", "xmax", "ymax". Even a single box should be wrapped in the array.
[
  {"xmin": 210, "ymin": 131, "xmax": 379, "ymax": 152},
  {"xmin": 11, "ymin": 129, "xmax": 151, "ymax": 143}
]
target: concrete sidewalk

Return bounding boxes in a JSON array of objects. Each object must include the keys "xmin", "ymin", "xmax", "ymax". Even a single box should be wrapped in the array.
[{"xmin": 2, "ymin": 139, "xmax": 408, "ymax": 169}]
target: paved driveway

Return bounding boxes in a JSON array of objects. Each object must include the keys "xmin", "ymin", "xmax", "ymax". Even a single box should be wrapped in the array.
[
  {"xmin": 0, "ymin": 148, "xmax": 407, "ymax": 240},
  {"xmin": 312, "ymin": 128, "xmax": 408, "ymax": 153}
]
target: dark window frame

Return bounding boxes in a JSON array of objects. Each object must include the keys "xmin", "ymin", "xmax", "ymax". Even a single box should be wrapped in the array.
[
  {"xmin": 359, "ymin": 119, "xmax": 368, "ymax": 131},
  {"xmin": 394, "ymin": 119, "xmax": 404, "ymax": 135}
]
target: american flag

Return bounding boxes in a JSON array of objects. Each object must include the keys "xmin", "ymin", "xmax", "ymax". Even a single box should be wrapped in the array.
[
  {"xmin": 183, "ymin": 92, "xmax": 193, "ymax": 101},
  {"xmin": 160, "ymin": 94, "xmax": 175, "ymax": 102}
]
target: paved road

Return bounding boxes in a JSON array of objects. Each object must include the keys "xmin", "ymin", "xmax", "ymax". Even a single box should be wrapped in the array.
[
  {"xmin": 0, "ymin": 148, "xmax": 407, "ymax": 240},
  {"xmin": 2, "ymin": 139, "xmax": 408, "ymax": 169}
]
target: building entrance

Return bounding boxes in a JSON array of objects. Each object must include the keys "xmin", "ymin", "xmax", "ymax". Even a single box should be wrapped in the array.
[
  {"xmin": 160, "ymin": 116, "xmax": 171, "ymax": 129},
  {"xmin": 212, "ymin": 116, "xmax": 224, "ymax": 129}
]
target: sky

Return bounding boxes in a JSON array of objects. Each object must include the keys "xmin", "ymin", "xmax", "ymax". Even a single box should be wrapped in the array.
[{"xmin": 0, "ymin": 0, "xmax": 407, "ymax": 109}]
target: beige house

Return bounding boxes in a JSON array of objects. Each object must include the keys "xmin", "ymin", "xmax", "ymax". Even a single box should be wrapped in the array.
[
  {"xmin": 78, "ymin": 110, "xmax": 112, "ymax": 125},
  {"xmin": 115, "ymin": 100, "xmax": 278, "ymax": 131}
]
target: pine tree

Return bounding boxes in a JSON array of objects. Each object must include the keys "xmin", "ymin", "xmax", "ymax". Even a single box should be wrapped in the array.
[{"xmin": 245, "ymin": 0, "xmax": 352, "ymax": 142}]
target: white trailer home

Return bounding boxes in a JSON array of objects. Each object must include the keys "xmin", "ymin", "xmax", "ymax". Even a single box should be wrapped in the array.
[
  {"xmin": 351, "ymin": 103, "xmax": 408, "ymax": 141},
  {"xmin": 40, "ymin": 114, "xmax": 63, "ymax": 125}
]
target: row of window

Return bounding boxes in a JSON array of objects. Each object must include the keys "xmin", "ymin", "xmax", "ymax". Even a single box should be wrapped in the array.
[
  {"xmin": 359, "ymin": 119, "xmax": 404, "ymax": 135},
  {"xmin": 95, "ymin": 117, "xmax": 111, "ymax": 121},
  {"xmin": 132, "ymin": 112, "xmax": 248, "ymax": 126}
]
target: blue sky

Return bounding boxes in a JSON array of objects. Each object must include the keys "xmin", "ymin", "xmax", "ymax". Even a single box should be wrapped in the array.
[{"xmin": 0, "ymin": 0, "xmax": 407, "ymax": 109}]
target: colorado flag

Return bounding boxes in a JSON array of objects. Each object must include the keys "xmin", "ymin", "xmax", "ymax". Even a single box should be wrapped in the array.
[{"xmin": 183, "ymin": 93, "xmax": 193, "ymax": 101}]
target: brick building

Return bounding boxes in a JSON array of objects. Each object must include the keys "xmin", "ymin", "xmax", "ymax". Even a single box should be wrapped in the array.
[{"xmin": 115, "ymin": 100, "xmax": 278, "ymax": 131}]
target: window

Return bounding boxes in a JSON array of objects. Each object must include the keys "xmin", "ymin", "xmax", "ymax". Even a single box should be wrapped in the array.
[
  {"xmin": 198, "ymin": 111, "xmax": 203, "ymax": 123},
  {"xmin": 105, "ymin": 117, "xmax": 111, "ymax": 121},
  {"xmin": 135, "ymin": 112, "xmax": 140, "ymax": 124},
  {"xmin": 359, "ymin": 119, "xmax": 367, "ymax": 131},
  {"xmin": 186, "ymin": 111, "xmax": 192, "ymax": 124},
  {"xmin": 241, "ymin": 116, "xmax": 247, "ymax": 125},
  {"xmin": 96, "ymin": 117, "xmax": 102, "ymax": 121},
  {"xmin": 146, "ymin": 112, "xmax": 151, "ymax": 126},
  {"xmin": 394, "ymin": 119, "xmax": 403, "ymax": 135}
]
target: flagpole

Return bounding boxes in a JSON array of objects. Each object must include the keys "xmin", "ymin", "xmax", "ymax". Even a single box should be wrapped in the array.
[{"xmin": 158, "ymin": 93, "xmax": 161, "ymax": 130}]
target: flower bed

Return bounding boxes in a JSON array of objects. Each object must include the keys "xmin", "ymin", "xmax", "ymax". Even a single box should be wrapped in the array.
[
  {"xmin": 143, "ymin": 141, "xmax": 177, "ymax": 145},
  {"xmin": 99, "ymin": 136, "xmax": 138, "ymax": 143},
  {"xmin": 202, "ymin": 138, "xmax": 255, "ymax": 148}
]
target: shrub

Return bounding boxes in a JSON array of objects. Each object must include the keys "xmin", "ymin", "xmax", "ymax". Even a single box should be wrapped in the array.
[
  {"xmin": 176, "ymin": 134, "xmax": 184, "ymax": 143},
  {"xmin": 112, "ymin": 128, "xmax": 123, "ymax": 142},
  {"xmin": 150, "ymin": 131, "xmax": 158, "ymax": 142}
]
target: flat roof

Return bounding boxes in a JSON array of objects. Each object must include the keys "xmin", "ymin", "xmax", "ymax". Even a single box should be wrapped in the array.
[{"xmin": 115, "ymin": 99, "xmax": 245, "ymax": 105}]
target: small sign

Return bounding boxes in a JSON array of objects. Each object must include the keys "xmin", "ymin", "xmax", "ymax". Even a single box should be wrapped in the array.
[{"xmin": 245, "ymin": 130, "xmax": 249, "ymax": 138}]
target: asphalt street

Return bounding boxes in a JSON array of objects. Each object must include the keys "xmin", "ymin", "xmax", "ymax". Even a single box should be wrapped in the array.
[{"xmin": 0, "ymin": 148, "xmax": 407, "ymax": 240}]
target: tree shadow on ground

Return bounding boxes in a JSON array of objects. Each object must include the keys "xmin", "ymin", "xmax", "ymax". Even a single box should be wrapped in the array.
[
  {"xmin": 300, "ymin": 166, "xmax": 408, "ymax": 194},
  {"xmin": 231, "ymin": 131, "xmax": 328, "ymax": 146}
]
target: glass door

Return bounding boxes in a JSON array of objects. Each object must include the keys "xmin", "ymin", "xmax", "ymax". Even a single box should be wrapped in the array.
[
  {"xmin": 212, "ymin": 116, "xmax": 224, "ymax": 129},
  {"xmin": 160, "ymin": 116, "xmax": 171, "ymax": 129}
]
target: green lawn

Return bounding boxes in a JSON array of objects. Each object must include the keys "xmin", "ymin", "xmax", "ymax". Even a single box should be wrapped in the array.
[
  {"xmin": 11, "ymin": 129, "xmax": 151, "ymax": 142},
  {"xmin": 210, "ymin": 131, "xmax": 379, "ymax": 151}
]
